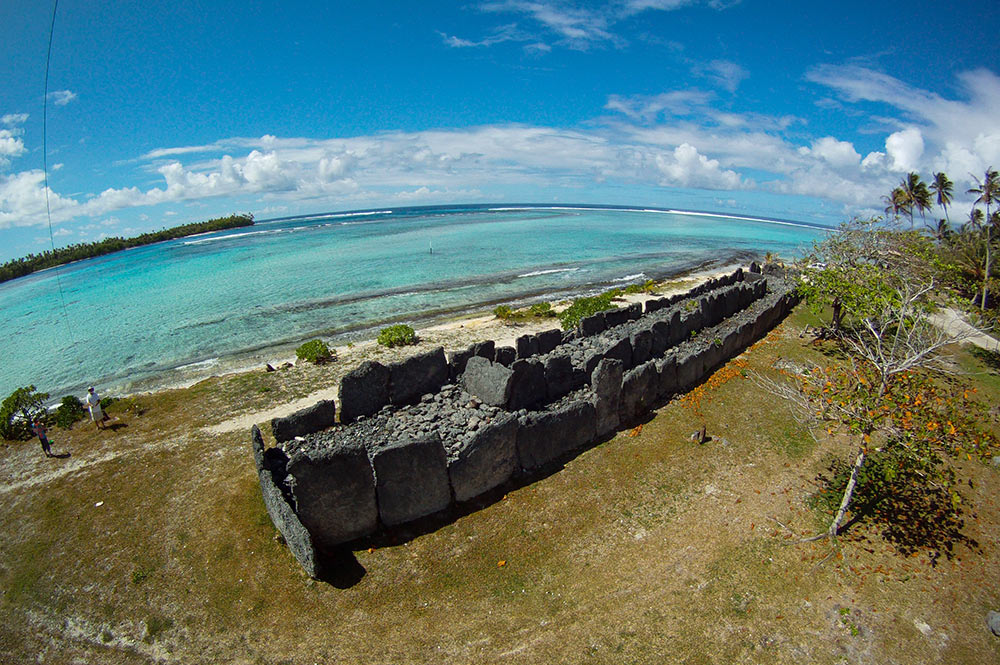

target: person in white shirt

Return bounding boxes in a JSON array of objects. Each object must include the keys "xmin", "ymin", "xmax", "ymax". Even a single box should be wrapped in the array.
[{"xmin": 86, "ymin": 386, "xmax": 106, "ymax": 430}]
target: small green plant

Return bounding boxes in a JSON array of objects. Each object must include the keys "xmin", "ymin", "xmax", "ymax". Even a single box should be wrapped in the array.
[
  {"xmin": 493, "ymin": 305, "xmax": 513, "ymax": 321},
  {"xmin": 295, "ymin": 339, "xmax": 334, "ymax": 364},
  {"xmin": 713, "ymin": 337, "xmax": 723, "ymax": 347},
  {"xmin": 682, "ymin": 299, "xmax": 699, "ymax": 313},
  {"xmin": 623, "ymin": 280, "xmax": 656, "ymax": 295},
  {"xmin": 54, "ymin": 395, "xmax": 86, "ymax": 430},
  {"xmin": 558, "ymin": 293, "xmax": 619, "ymax": 330},
  {"xmin": 131, "ymin": 566, "xmax": 152, "ymax": 586},
  {"xmin": 377, "ymin": 324, "xmax": 417, "ymax": 348},
  {"xmin": 529, "ymin": 302, "xmax": 555, "ymax": 318},
  {"xmin": 143, "ymin": 614, "xmax": 173, "ymax": 643}
]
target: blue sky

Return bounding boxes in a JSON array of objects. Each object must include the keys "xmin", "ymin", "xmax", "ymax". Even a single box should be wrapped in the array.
[{"xmin": 1, "ymin": 0, "xmax": 998, "ymax": 262}]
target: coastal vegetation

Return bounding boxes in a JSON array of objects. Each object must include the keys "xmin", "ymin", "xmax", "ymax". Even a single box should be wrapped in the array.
[
  {"xmin": 53, "ymin": 395, "xmax": 86, "ymax": 430},
  {"xmin": 295, "ymin": 339, "xmax": 334, "ymax": 365},
  {"xmin": 0, "ymin": 213, "xmax": 254, "ymax": 285},
  {"xmin": 377, "ymin": 324, "xmax": 417, "ymax": 348},
  {"xmin": 0, "ymin": 385, "xmax": 48, "ymax": 440}
]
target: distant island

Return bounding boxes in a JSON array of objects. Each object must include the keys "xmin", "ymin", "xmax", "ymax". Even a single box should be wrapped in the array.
[{"xmin": 0, "ymin": 213, "xmax": 254, "ymax": 284}]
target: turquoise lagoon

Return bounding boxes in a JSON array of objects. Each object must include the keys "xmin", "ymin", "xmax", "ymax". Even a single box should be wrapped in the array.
[{"xmin": 0, "ymin": 205, "xmax": 828, "ymax": 399}]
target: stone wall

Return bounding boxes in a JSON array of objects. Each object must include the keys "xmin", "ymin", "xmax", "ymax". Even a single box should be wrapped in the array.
[{"xmin": 252, "ymin": 269, "xmax": 798, "ymax": 576}]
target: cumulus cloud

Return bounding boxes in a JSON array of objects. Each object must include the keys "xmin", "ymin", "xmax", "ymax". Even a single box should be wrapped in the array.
[
  {"xmin": 799, "ymin": 137, "xmax": 861, "ymax": 169},
  {"xmin": 655, "ymin": 143, "xmax": 743, "ymax": 189},
  {"xmin": 46, "ymin": 90, "xmax": 78, "ymax": 106},
  {"xmin": 885, "ymin": 127, "xmax": 924, "ymax": 172}
]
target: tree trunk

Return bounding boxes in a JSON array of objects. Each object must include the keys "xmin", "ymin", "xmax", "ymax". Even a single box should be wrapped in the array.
[
  {"xmin": 984, "ymin": 220, "xmax": 991, "ymax": 311},
  {"xmin": 832, "ymin": 297, "xmax": 843, "ymax": 332},
  {"xmin": 828, "ymin": 448, "xmax": 866, "ymax": 540}
]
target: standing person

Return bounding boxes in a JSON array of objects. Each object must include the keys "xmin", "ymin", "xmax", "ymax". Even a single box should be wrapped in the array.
[
  {"xmin": 32, "ymin": 418, "xmax": 52, "ymax": 457},
  {"xmin": 86, "ymin": 387, "xmax": 106, "ymax": 430}
]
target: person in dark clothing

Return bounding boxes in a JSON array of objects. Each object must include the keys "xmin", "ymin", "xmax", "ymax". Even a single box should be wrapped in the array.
[{"xmin": 32, "ymin": 418, "xmax": 52, "ymax": 457}]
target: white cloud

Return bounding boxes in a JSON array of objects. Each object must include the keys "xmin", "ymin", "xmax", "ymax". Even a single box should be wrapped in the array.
[
  {"xmin": 46, "ymin": 90, "xmax": 78, "ymax": 107},
  {"xmin": 655, "ymin": 143, "xmax": 743, "ymax": 189},
  {"xmin": 694, "ymin": 59, "xmax": 748, "ymax": 93},
  {"xmin": 2, "ymin": 113, "xmax": 28, "ymax": 126},
  {"xmin": 884, "ymin": 127, "xmax": 924, "ymax": 172},
  {"xmin": 605, "ymin": 90, "xmax": 715, "ymax": 121},
  {"xmin": 799, "ymin": 137, "xmax": 861, "ymax": 169}
]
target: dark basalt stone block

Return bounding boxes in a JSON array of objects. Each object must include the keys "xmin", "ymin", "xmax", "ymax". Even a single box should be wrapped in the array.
[
  {"xmin": 630, "ymin": 329, "xmax": 653, "ymax": 366},
  {"xmin": 591, "ymin": 358, "xmax": 623, "ymax": 437},
  {"xmin": 371, "ymin": 433, "xmax": 451, "ymax": 527},
  {"xmin": 544, "ymin": 353, "xmax": 577, "ymax": 401},
  {"xmin": 271, "ymin": 400, "xmax": 337, "ymax": 443},
  {"xmin": 620, "ymin": 361, "xmax": 658, "ymax": 423},
  {"xmin": 494, "ymin": 346, "xmax": 517, "ymax": 366},
  {"xmin": 339, "ymin": 361, "xmax": 390, "ymax": 424},
  {"xmin": 604, "ymin": 337, "xmax": 633, "ymax": 371},
  {"xmin": 473, "ymin": 340, "xmax": 496, "ymax": 360},
  {"xmin": 655, "ymin": 354, "xmax": 678, "ymax": 400},
  {"xmin": 625, "ymin": 302, "xmax": 643, "ymax": 321},
  {"xmin": 578, "ymin": 312, "xmax": 607, "ymax": 336},
  {"xmin": 650, "ymin": 320, "xmax": 670, "ymax": 358},
  {"xmin": 604, "ymin": 307, "xmax": 630, "ymax": 329},
  {"xmin": 286, "ymin": 441, "xmax": 377, "ymax": 547},
  {"xmin": 516, "ymin": 334, "xmax": 539, "ymax": 360},
  {"xmin": 259, "ymin": 468, "xmax": 320, "ymax": 578},
  {"xmin": 507, "ymin": 359, "xmax": 547, "ymax": 411},
  {"xmin": 448, "ymin": 414, "xmax": 518, "ymax": 502},
  {"xmin": 536, "ymin": 329, "xmax": 563, "ymax": 355},
  {"xmin": 389, "ymin": 347, "xmax": 449, "ymax": 406},
  {"xmin": 461, "ymin": 356, "xmax": 514, "ymax": 407},
  {"xmin": 516, "ymin": 400, "xmax": 596, "ymax": 472}
]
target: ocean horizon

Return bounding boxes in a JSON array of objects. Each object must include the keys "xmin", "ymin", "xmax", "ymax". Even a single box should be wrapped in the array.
[{"xmin": 0, "ymin": 204, "xmax": 829, "ymax": 401}]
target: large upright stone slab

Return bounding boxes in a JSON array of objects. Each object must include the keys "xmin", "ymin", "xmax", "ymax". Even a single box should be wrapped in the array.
[
  {"xmin": 630, "ymin": 329, "xmax": 652, "ymax": 366},
  {"xmin": 515, "ymin": 334, "xmax": 539, "ymax": 359},
  {"xmin": 620, "ymin": 361, "xmax": 658, "ymax": 423},
  {"xmin": 604, "ymin": 307, "xmax": 630, "ymax": 329},
  {"xmin": 286, "ymin": 441, "xmax": 377, "ymax": 547},
  {"xmin": 536, "ymin": 329, "xmax": 563, "ymax": 355},
  {"xmin": 591, "ymin": 358, "xmax": 623, "ymax": 437},
  {"xmin": 516, "ymin": 400, "xmax": 597, "ymax": 471},
  {"xmin": 655, "ymin": 354, "xmax": 678, "ymax": 400},
  {"xmin": 271, "ymin": 400, "xmax": 337, "ymax": 443},
  {"xmin": 578, "ymin": 312, "xmax": 607, "ymax": 336},
  {"xmin": 259, "ymin": 467, "xmax": 320, "ymax": 578},
  {"xmin": 544, "ymin": 353, "xmax": 577, "ymax": 401},
  {"xmin": 650, "ymin": 320, "xmax": 670, "ymax": 358},
  {"xmin": 371, "ymin": 433, "xmax": 451, "ymax": 527},
  {"xmin": 389, "ymin": 347, "xmax": 449, "ymax": 406},
  {"xmin": 494, "ymin": 346, "xmax": 517, "ymax": 366},
  {"xmin": 339, "ymin": 361, "xmax": 390, "ymax": 424},
  {"xmin": 448, "ymin": 413, "xmax": 518, "ymax": 502},
  {"xmin": 604, "ymin": 337, "xmax": 633, "ymax": 370},
  {"xmin": 461, "ymin": 356, "xmax": 514, "ymax": 407},
  {"xmin": 507, "ymin": 359, "xmax": 547, "ymax": 411}
]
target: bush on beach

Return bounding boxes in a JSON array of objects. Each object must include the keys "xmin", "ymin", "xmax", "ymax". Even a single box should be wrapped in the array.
[
  {"xmin": 54, "ymin": 395, "xmax": 86, "ymax": 430},
  {"xmin": 296, "ymin": 339, "xmax": 334, "ymax": 364},
  {"xmin": 558, "ymin": 292, "xmax": 619, "ymax": 331},
  {"xmin": 377, "ymin": 324, "xmax": 417, "ymax": 348},
  {"xmin": 0, "ymin": 385, "xmax": 50, "ymax": 441}
]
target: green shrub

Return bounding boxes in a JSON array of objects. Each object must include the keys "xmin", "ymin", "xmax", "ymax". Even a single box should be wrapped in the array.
[
  {"xmin": 623, "ymin": 279, "xmax": 657, "ymax": 295},
  {"xmin": 377, "ymin": 324, "xmax": 417, "ymax": 348},
  {"xmin": 558, "ymin": 293, "xmax": 619, "ymax": 331},
  {"xmin": 493, "ymin": 305, "xmax": 513, "ymax": 321},
  {"xmin": 529, "ymin": 302, "xmax": 555, "ymax": 318},
  {"xmin": 54, "ymin": 395, "xmax": 86, "ymax": 430},
  {"xmin": 0, "ymin": 386, "xmax": 49, "ymax": 441},
  {"xmin": 296, "ymin": 339, "xmax": 334, "ymax": 364}
]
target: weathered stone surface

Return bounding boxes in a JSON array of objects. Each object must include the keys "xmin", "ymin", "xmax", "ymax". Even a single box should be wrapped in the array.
[
  {"xmin": 749, "ymin": 261, "xmax": 761, "ymax": 273},
  {"xmin": 650, "ymin": 320, "xmax": 670, "ymax": 358},
  {"xmin": 655, "ymin": 355, "xmax": 678, "ymax": 400},
  {"xmin": 507, "ymin": 359, "xmax": 547, "ymax": 411},
  {"xmin": 448, "ymin": 413, "xmax": 518, "ymax": 502},
  {"xmin": 516, "ymin": 400, "xmax": 597, "ymax": 471},
  {"xmin": 583, "ymin": 351, "xmax": 605, "ymax": 377},
  {"xmin": 371, "ymin": 433, "xmax": 451, "ymax": 527},
  {"xmin": 389, "ymin": 347, "xmax": 449, "ymax": 406},
  {"xmin": 461, "ymin": 356, "xmax": 514, "ymax": 407},
  {"xmin": 578, "ymin": 312, "xmax": 607, "ymax": 336},
  {"xmin": 604, "ymin": 337, "xmax": 633, "ymax": 370},
  {"xmin": 987, "ymin": 610, "xmax": 1000, "ymax": 637},
  {"xmin": 675, "ymin": 348, "xmax": 702, "ymax": 390},
  {"xmin": 645, "ymin": 297, "xmax": 669, "ymax": 315},
  {"xmin": 259, "ymin": 468, "xmax": 320, "ymax": 578},
  {"xmin": 473, "ymin": 340, "xmax": 496, "ymax": 360},
  {"xmin": 339, "ymin": 361, "xmax": 390, "ymax": 423},
  {"xmin": 494, "ymin": 346, "xmax": 517, "ymax": 366},
  {"xmin": 251, "ymin": 425, "xmax": 266, "ymax": 471},
  {"xmin": 544, "ymin": 353, "xmax": 577, "ymax": 401},
  {"xmin": 630, "ymin": 329, "xmax": 653, "ymax": 366},
  {"xmin": 516, "ymin": 334, "xmax": 540, "ymax": 359},
  {"xmin": 591, "ymin": 358, "xmax": 623, "ymax": 437},
  {"xmin": 620, "ymin": 361, "xmax": 658, "ymax": 423},
  {"xmin": 536, "ymin": 329, "xmax": 562, "ymax": 355},
  {"xmin": 447, "ymin": 346, "xmax": 475, "ymax": 382},
  {"xmin": 625, "ymin": 302, "xmax": 643, "ymax": 321},
  {"xmin": 604, "ymin": 307, "xmax": 630, "ymax": 329},
  {"xmin": 286, "ymin": 441, "xmax": 377, "ymax": 547},
  {"xmin": 271, "ymin": 400, "xmax": 337, "ymax": 443}
]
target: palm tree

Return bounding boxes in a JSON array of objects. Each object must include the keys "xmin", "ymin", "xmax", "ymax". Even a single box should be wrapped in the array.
[
  {"xmin": 901, "ymin": 172, "xmax": 932, "ymax": 227},
  {"xmin": 930, "ymin": 172, "xmax": 954, "ymax": 222},
  {"xmin": 967, "ymin": 167, "xmax": 1000, "ymax": 309},
  {"xmin": 883, "ymin": 187, "xmax": 910, "ymax": 222}
]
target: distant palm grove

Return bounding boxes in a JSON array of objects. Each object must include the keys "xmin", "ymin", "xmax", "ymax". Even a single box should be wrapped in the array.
[
  {"xmin": 0, "ymin": 213, "xmax": 254, "ymax": 285},
  {"xmin": 883, "ymin": 168, "xmax": 999, "ymax": 312}
]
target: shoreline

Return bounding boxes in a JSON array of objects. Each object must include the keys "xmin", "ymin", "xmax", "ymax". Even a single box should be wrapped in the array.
[{"xmin": 198, "ymin": 261, "xmax": 749, "ymax": 435}]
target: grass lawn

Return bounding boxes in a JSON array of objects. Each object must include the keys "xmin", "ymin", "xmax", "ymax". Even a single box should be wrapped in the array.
[{"xmin": 1, "ymin": 304, "xmax": 999, "ymax": 664}]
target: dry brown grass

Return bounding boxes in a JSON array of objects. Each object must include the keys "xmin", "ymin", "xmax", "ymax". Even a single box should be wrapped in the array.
[{"xmin": 1, "ymin": 305, "xmax": 999, "ymax": 664}]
